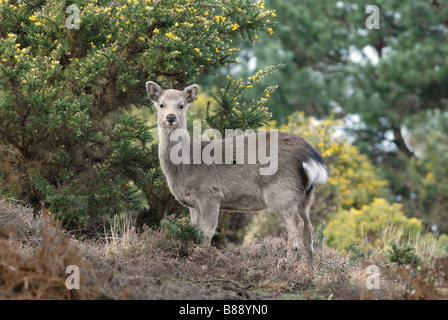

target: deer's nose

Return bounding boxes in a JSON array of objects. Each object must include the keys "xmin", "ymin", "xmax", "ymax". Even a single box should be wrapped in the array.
[{"xmin": 166, "ymin": 114, "xmax": 177, "ymax": 123}]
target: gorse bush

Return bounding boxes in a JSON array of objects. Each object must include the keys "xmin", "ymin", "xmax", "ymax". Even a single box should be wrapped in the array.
[
  {"xmin": 313, "ymin": 222, "xmax": 326, "ymax": 250},
  {"xmin": 205, "ymin": 65, "xmax": 283, "ymax": 135},
  {"xmin": 387, "ymin": 242, "xmax": 419, "ymax": 267},
  {"xmin": 276, "ymin": 112, "xmax": 389, "ymax": 219},
  {"xmin": 346, "ymin": 243, "xmax": 366, "ymax": 263},
  {"xmin": 161, "ymin": 216, "xmax": 205, "ymax": 244},
  {"xmin": 0, "ymin": 0, "xmax": 277, "ymax": 231},
  {"xmin": 326, "ymin": 198, "xmax": 422, "ymax": 252},
  {"xmin": 244, "ymin": 112, "xmax": 391, "ymax": 240},
  {"xmin": 438, "ymin": 234, "xmax": 448, "ymax": 256},
  {"xmin": 326, "ymin": 201, "xmax": 442, "ymax": 266},
  {"xmin": 244, "ymin": 112, "xmax": 390, "ymax": 237}
]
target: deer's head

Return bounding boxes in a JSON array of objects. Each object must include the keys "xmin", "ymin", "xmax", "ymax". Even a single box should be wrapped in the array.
[{"xmin": 146, "ymin": 81, "xmax": 199, "ymax": 130}]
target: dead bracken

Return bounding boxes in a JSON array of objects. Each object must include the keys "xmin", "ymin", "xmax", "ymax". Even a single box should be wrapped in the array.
[{"xmin": 1, "ymin": 199, "xmax": 447, "ymax": 300}]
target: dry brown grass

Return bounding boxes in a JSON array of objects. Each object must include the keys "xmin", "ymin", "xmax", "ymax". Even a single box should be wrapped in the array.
[
  {"xmin": 80, "ymin": 229, "xmax": 406, "ymax": 300},
  {"xmin": 0, "ymin": 199, "xmax": 113, "ymax": 299},
  {"xmin": 1, "ymin": 199, "xmax": 447, "ymax": 300},
  {"xmin": 398, "ymin": 257, "xmax": 448, "ymax": 300}
]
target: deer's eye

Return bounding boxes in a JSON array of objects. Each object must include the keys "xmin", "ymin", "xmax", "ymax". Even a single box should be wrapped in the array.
[
  {"xmin": 159, "ymin": 104, "xmax": 164, "ymax": 108},
  {"xmin": 179, "ymin": 105, "xmax": 184, "ymax": 109}
]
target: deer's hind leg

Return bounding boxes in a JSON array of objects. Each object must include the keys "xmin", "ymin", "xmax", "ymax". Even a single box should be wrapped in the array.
[
  {"xmin": 273, "ymin": 204, "xmax": 304, "ymax": 263},
  {"xmin": 269, "ymin": 187, "xmax": 315, "ymax": 269},
  {"xmin": 298, "ymin": 188, "xmax": 315, "ymax": 270}
]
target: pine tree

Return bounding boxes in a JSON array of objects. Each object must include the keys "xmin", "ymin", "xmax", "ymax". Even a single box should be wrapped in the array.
[{"xmin": 240, "ymin": 0, "xmax": 448, "ymax": 229}]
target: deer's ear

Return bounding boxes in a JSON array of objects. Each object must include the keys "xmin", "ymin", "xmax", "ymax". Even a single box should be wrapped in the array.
[
  {"xmin": 183, "ymin": 84, "xmax": 199, "ymax": 104},
  {"xmin": 146, "ymin": 81, "xmax": 163, "ymax": 102}
]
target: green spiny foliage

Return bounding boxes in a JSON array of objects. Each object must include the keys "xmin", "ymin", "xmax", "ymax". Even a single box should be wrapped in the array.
[
  {"xmin": 346, "ymin": 243, "xmax": 366, "ymax": 263},
  {"xmin": 313, "ymin": 222, "xmax": 326, "ymax": 250},
  {"xmin": 387, "ymin": 242, "xmax": 419, "ymax": 268},
  {"xmin": 205, "ymin": 64, "xmax": 283, "ymax": 135},
  {"xmin": 161, "ymin": 216, "xmax": 206, "ymax": 245},
  {"xmin": 0, "ymin": 0, "xmax": 277, "ymax": 231}
]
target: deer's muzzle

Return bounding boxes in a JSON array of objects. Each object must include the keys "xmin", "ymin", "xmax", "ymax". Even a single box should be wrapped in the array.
[{"xmin": 165, "ymin": 114, "xmax": 177, "ymax": 125}]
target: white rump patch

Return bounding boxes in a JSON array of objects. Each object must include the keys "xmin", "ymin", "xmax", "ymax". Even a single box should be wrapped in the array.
[{"xmin": 303, "ymin": 160, "xmax": 328, "ymax": 190}]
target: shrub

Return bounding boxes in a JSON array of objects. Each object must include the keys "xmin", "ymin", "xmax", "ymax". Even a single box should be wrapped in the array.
[
  {"xmin": 313, "ymin": 222, "xmax": 326, "ymax": 250},
  {"xmin": 326, "ymin": 198, "xmax": 422, "ymax": 252},
  {"xmin": 387, "ymin": 242, "xmax": 419, "ymax": 267},
  {"xmin": 244, "ymin": 112, "xmax": 390, "ymax": 240},
  {"xmin": 437, "ymin": 233, "xmax": 448, "ymax": 256},
  {"xmin": 275, "ymin": 112, "xmax": 389, "ymax": 220},
  {"xmin": 0, "ymin": 0, "xmax": 276, "ymax": 231},
  {"xmin": 161, "ymin": 216, "xmax": 205, "ymax": 245},
  {"xmin": 205, "ymin": 65, "xmax": 283, "ymax": 135},
  {"xmin": 346, "ymin": 243, "xmax": 366, "ymax": 263}
]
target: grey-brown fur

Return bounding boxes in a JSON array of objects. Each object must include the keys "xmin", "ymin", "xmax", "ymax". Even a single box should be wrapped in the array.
[{"xmin": 146, "ymin": 81, "xmax": 328, "ymax": 269}]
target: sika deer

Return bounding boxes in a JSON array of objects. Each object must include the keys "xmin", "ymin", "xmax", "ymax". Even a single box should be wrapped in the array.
[{"xmin": 146, "ymin": 81, "xmax": 328, "ymax": 269}]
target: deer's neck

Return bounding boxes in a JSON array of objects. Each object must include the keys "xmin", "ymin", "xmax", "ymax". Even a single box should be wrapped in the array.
[{"xmin": 158, "ymin": 126, "xmax": 191, "ymax": 179}]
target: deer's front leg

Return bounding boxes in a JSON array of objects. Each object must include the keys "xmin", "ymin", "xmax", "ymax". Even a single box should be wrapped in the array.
[
  {"xmin": 197, "ymin": 201, "xmax": 220, "ymax": 245},
  {"xmin": 189, "ymin": 207, "xmax": 201, "ymax": 226}
]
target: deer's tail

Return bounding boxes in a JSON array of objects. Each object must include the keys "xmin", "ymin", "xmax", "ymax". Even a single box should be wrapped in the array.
[{"xmin": 302, "ymin": 145, "xmax": 328, "ymax": 191}]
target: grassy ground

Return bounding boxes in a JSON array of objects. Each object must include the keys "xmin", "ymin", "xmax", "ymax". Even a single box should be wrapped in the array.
[{"xmin": 1, "ymin": 199, "xmax": 447, "ymax": 300}]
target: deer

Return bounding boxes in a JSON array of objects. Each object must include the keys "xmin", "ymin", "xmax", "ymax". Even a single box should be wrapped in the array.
[{"xmin": 146, "ymin": 81, "xmax": 328, "ymax": 269}]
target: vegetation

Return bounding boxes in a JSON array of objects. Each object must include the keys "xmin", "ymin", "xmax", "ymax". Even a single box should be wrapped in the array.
[
  {"xmin": 0, "ymin": 0, "xmax": 447, "ymax": 301},
  {"xmin": 0, "ymin": 0, "xmax": 276, "ymax": 231},
  {"xmin": 1, "ymin": 200, "xmax": 447, "ymax": 300},
  {"xmin": 325, "ymin": 198, "xmax": 421, "ymax": 251},
  {"xmin": 237, "ymin": 0, "xmax": 448, "ymax": 232},
  {"xmin": 245, "ymin": 113, "xmax": 391, "ymax": 237},
  {"xmin": 161, "ymin": 216, "xmax": 206, "ymax": 245},
  {"xmin": 387, "ymin": 243, "xmax": 419, "ymax": 268},
  {"xmin": 275, "ymin": 113, "xmax": 389, "ymax": 217}
]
